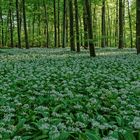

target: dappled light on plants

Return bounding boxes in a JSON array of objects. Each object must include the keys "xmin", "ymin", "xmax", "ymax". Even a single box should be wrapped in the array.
[{"xmin": 0, "ymin": 48, "xmax": 140, "ymax": 139}]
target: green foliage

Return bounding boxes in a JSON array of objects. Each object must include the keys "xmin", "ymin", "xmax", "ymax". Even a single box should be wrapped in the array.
[
  {"xmin": 0, "ymin": 48, "xmax": 140, "ymax": 139},
  {"xmin": 0, "ymin": 0, "xmax": 136, "ymax": 48}
]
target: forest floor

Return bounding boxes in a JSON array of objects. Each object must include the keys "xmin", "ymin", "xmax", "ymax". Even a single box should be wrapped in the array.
[{"xmin": 0, "ymin": 48, "xmax": 140, "ymax": 140}]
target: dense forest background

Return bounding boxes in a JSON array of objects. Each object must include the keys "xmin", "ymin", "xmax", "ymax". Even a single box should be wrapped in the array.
[{"xmin": 0, "ymin": 0, "xmax": 139, "ymax": 56}]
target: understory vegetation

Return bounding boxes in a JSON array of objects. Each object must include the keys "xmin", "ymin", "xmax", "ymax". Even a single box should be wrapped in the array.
[{"xmin": 0, "ymin": 48, "xmax": 140, "ymax": 140}]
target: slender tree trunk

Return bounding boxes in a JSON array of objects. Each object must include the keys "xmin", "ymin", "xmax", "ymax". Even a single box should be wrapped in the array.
[
  {"xmin": 32, "ymin": 11, "xmax": 35, "ymax": 47},
  {"xmin": 84, "ymin": 0, "xmax": 96, "ymax": 57},
  {"xmin": 110, "ymin": 15, "xmax": 113, "ymax": 47},
  {"xmin": 54, "ymin": 0, "xmax": 57, "ymax": 48},
  {"xmin": 58, "ymin": 0, "xmax": 60, "ymax": 47},
  {"xmin": 5, "ymin": 10, "xmax": 10, "ymax": 47},
  {"xmin": 93, "ymin": 6, "xmax": 97, "ymax": 47},
  {"xmin": 19, "ymin": 2, "xmax": 22, "ymax": 34},
  {"xmin": 74, "ymin": 0, "xmax": 80, "ymax": 52},
  {"xmin": 43, "ymin": 0, "xmax": 49, "ymax": 48},
  {"xmin": 16, "ymin": 0, "xmax": 21, "ymax": 48},
  {"xmin": 22, "ymin": 0, "xmax": 29, "ymax": 49},
  {"xmin": 97, "ymin": 16, "xmax": 101, "ymax": 47},
  {"xmin": 115, "ymin": 0, "xmax": 119, "ymax": 47},
  {"xmin": 0, "ymin": 5, "xmax": 1, "ymax": 47},
  {"xmin": 118, "ymin": 0, "xmax": 124, "ymax": 49},
  {"xmin": 37, "ymin": 1, "xmax": 41, "ymax": 47},
  {"xmin": 66, "ymin": 8, "xmax": 69, "ymax": 46},
  {"xmin": 9, "ymin": 0, "xmax": 14, "ymax": 48},
  {"xmin": 62, "ymin": 0, "xmax": 67, "ymax": 48},
  {"xmin": 38, "ymin": 13, "xmax": 41, "ymax": 47},
  {"xmin": 136, "ymin": 0, "xmax": 140, "ymax": 54},
  {"xmin": 0, "ymin": 3, "xmax": 4, "ymax": 47},
  {"xmin": 123, "ymin": 0, "xmax": 126, "ymax": 47},
  {"xmin": 107, "ymin": 5, "xmax": 112, "ymax": 47},
  {"xmin": 101, "ymin": 0, "xmax": 106, "ymax": 48},
  {"xmin": 28, "ymin": 19, "xmax": 32, "ymax": 44},
  {"xmin": 83, "ymin": 4, "xmax": 89, "ymax": 49},
  {"xmin": 127, "ymin": 0, "xmax": 133, "ymax": 48},
  {"xmin": 79, "ymin": 15, "xmax": 83, "ymax": 47},
  {"xmin": 69, "ymin": 0, "xmax": 75, "ymax": 51}
]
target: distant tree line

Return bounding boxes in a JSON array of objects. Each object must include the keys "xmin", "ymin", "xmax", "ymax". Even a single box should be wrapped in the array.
[{"xmin": 0, "ymin": 0, "xmax": 140, "ymax": 56}]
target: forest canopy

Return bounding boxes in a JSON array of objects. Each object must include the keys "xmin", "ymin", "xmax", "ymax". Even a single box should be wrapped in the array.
[{"xmin": 0, "ymin": 0, "xmax": 140, "ymax": 56}]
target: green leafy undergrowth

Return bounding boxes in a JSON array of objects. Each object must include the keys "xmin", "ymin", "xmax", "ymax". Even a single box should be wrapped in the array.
[{"xmin": 0, "ymin": 48, "xmax": 140, "ymax": 140}]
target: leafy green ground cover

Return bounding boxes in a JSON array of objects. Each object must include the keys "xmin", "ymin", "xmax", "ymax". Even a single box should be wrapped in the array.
[{"xmin": 0, "ymin": 48, "xmax": 140, "ymax": 140}]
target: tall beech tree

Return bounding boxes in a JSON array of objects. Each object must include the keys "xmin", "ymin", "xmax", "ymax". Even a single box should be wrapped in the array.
[
  {"xmin": 54, "ymin": 0, "xmax": 57, "ymax": 48},
  {"xmin": 43, "ymin": 0, "xmax": 49, "ymax": 48},
  {"xmin": 136, "ymin": 0, "xmax": 140, "ymax": 54},
  {"xmin": 62, "ymin": 0, "xmax": 67, "ymax": 48},
  {"xmin": 74, "ymin": 0, "xmax": 80, "ymax": 52},
  {"xmin": 127, "ymin": 0, "xmax": 133, "ymax": 48},
  {"xmin": 101, "ymin": 0, "xmax": 106, "ymax": 48},
  {"xmin": 22, "ymin": 0, "xmax": 29, "ymax": 49},
  {"xmin": 69, "ymin": 0, "xmax": 75, "ymax": 51},
  {"xmin": 58, "ymin": 0, "xmax": 60, "ymax": 47},
  {"xmin": 84, "ymin": 0, "xmax": 96, "ymax": 57},
  {"xmin": 118, "ymin": 0, "xmax": 124, "ymax": 49},
  {"xmin": 0, "ymin": 1, "xmax": 4, "ymax": 47},
  {"xmin": 16, "ymin": 0, "xmax": 21, "ymax": 48},
  {"xmin": 115, "ymin": 0, "xmax": 119, "ymax": 47},
  {"xmin": 83, "ymin": 4, "xmax": 89, "ymax": 49},
  {"xmin": 9, "ymin": 0, "xmax": 14, "ymax": 48}
]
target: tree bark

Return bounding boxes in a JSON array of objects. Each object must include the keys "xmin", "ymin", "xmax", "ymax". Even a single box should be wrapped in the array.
[
  {"xmin": 0, "ymin": 3, "xmax": 4, "ymax": 47},
  {"xmin": 43, "ymin": 0, "xmax": 49, "ymax": 48},
  {"xmin": 22, "ymin": 0, "xmax": 29, "ymax": 49},
  {"xmin": 83, "ymin": 4, "xmax": 89, "ymax": 49},
  {"xmin": 62, "ymin": 0, "xmax": 67, "ymax": 48},
  {"xmin": 101, "ymin": 0, "xmax": 106, "ymax": 48},
  {"xmin": 58, "ymin": 0, "xmax": 60, "ymax": 47},
  {"xmin": 136, "ymin": 0, "xmax": 140, "ymax": 54},
  {"xmin": 127, "ymin": 0, "xmax": 133, "ymax": 48},
  {"xmin": 16, "ymin": 0, "xmax": 21, "ymax": 48},
  {"xmin": 115, "ymin": 0, "xmax": 119, "ymax": 47},
  {"xmin": 69, "ymin": 0, "xmax": 75, "ymax": 51},
  {"xmin": 54, "ymin": 0, "xmax": 57, "ymax": 48},
  {"xmin": 118, "ymin": 0, "xmax": 124, "ymax": 49},
  {"xmin": 9, "ymin": 0, "xmax": 14, "ymax": 48},
  {"xmin": 74, "ymin": 0, "xmax": 80, "ymax": 52},
  {"xmin": 84, "ymin": 0, "xmax": 96, "ymax": 57}
]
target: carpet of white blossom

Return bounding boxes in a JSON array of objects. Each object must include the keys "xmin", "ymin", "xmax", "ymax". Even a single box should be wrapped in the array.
[{"xmin": 0, "ymin": 48, "xmax": 140, "ymax": 140}]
